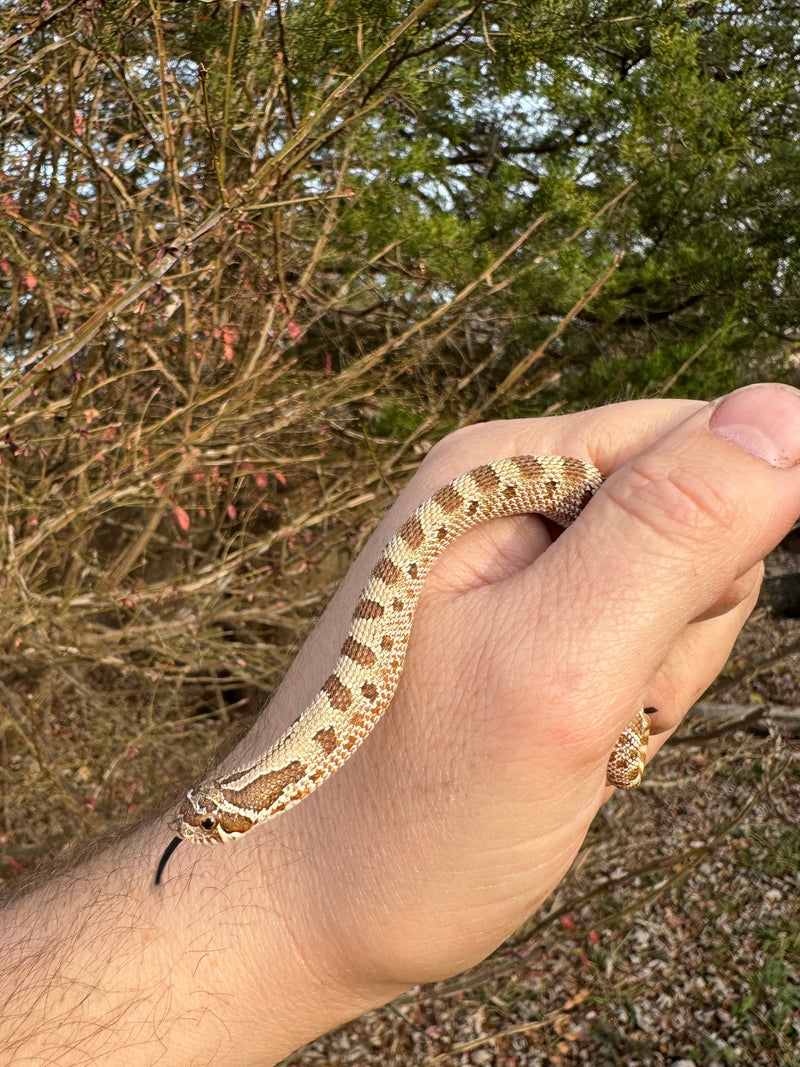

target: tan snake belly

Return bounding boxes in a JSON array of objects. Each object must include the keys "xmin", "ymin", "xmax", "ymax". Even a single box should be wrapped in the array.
[{"xmin": 156, "ymin": 455, "xmax": 649, "ymax": 883}]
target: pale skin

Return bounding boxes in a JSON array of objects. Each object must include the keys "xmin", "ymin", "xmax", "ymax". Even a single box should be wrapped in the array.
[{"xmin": 2, "ymin": 383, "xmax": 800, "ymax": 1066}]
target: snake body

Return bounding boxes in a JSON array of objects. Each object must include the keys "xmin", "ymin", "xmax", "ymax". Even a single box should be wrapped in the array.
[{"xmin": 156, "ymin": 456, "xmax": 649, "ymax": 883}]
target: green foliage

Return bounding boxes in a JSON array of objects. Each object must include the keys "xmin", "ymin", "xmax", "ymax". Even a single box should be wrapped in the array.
[
  {"xmin": 5, "ymin": 0, "xmax": 798, "ymax": 407},
  {"xmin": 367, "ymin": 400, "xmax": 429, "ymax": 439}
]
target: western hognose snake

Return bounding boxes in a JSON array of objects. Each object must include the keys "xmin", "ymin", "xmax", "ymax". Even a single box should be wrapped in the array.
[{"xmin": 156, "ymin": 455, "xmax": 650, "ymax": 883}]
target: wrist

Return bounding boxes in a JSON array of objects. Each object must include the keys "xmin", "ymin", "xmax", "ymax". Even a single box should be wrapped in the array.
[
  {"xmin": 193, "ymin": 809, "xmax": 404, "ymax": 1058},
  {"xmin": 147, "ymin": 804, "xmax": 391, "ymax": 1064},
  {"xmin": 0, "ymin": 811, "xmax": 395, "ymax": 1067}
]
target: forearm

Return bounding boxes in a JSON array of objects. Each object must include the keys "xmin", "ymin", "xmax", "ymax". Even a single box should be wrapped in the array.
[
  {"xmin": 0, "ymin": 815, "xmax": 389, "ymax": 1066},
  {"xmin": 0, "ymin": 511, "xmax": 420, "ymax": 1066},
  {"xmin": 0, "ymin": 512, "xmax": 416, "ymax": 1065}
]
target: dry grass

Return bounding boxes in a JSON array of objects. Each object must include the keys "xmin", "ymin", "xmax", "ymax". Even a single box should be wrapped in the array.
[
  {"xmin": 0, "ymin": 2, "xmax": 480, "ymax": 863},
  {"xmin": 0, "ymin": 2, "xmax": 646, "ymax": 868}
]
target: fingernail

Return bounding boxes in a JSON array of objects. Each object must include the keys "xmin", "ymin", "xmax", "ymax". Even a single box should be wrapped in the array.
[{"xmin": 709, "ymin": 383, "xmax": 800, "ymax": 469}]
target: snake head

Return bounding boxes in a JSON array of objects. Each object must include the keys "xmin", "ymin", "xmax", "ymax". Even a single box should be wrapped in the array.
[
  {"xmin": 156, "ymin": 780, "xmax": 253, "ymax": 884},
  {"xmin": 175, "ymin": 782, "xmax": 254, "ymax": 844}
]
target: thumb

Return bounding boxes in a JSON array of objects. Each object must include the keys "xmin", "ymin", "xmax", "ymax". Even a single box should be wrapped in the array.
[{"xmin": 522, "ymin": 382, "xmax": 800, "ymax": 770}]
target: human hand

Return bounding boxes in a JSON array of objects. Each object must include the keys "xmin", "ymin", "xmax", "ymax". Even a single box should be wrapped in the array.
[{"xmin": 204, "ymin": 384, "xmax": 800, "ymax": 1003}]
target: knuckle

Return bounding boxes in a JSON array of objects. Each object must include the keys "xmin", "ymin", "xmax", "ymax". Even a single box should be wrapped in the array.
[
  {"xmin": 418, "ymin": 422, "xmax": 500, "ymax": 483},
  {"xmin": 605, "ymin": 455, "xmax": 739, "ymax": 548},
  {"xmin": 426, "ymin": 422, "xmax": 493, "ymax": 461},
  {"xmin": 724, "ymin": 560, "xmax": 765, "ymax": 607},
  {"xmin": 695, "ymin": 560, "xmax": 765, "ymax": 620}
]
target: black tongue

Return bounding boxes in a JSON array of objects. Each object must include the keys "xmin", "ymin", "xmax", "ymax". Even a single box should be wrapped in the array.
[{"xmin": 154, "ymin": 836, "xmax": 182, "ymax": 886}]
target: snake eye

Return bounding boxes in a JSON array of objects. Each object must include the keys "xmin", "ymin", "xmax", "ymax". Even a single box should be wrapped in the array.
[{"xmin": 201, "ymin": 816, "xmax": 217, "ymax": 831}]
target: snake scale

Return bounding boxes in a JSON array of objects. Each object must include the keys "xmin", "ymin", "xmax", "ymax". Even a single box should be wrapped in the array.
[{"xmin": 156, "ymin": 455, "xmax": 650, "ymax": 884}]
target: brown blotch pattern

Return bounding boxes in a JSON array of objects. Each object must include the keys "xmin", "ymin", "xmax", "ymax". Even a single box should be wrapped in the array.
[
  {"xmin": 222, "ymin": 759, "xmax": 306, "ymax": 812},
  {"xmin": 539, "ymin": 477, "xmax": 558, "ymax": 505},
  {"xmin": 313, "ymin": 725, "xmax": 338, "ymax": 757},
  {"xmin": 432, "ymin": 484, "xmax": 464, "ymax": 513},
  {"xmin": 354, "ymin": 597, "xmax": 384, "ymax": 620},
  {"xmin": 470, "ymin": 464, "xmax": 501, "ymax": 492},
  {"xmin": 398, "ymin": 513, "xmax": 425, "ymax": 551},
  {"xmin": 337, "ymin": 732, "xmax": 360, "ymax": 756},
  {"xmin": 503, "ymin": 484, "xmax": 518, "ymax": 498},
  {"xmin": 380, "ymin": 634, "xmax": 393, "ymax": 651},
  {"xmin": 219, "ymin": 810, "xmax": 255, "ymax": 835},
  {"xmin": 392, "ymin": 597, "xmax": 405, "ymax": 613},
  {"xmin": 373, "ymin": 557, "xmax": 401, "ymax": 586},
  {"xmin": 322, "ymin": 673, "xmax": 353, "ymax": 711},
  {"xmin": 514, "ymin": 456, "xmax": 545, "ymax": 482},
  {"xmin": 407, "ymin": 562, "xmax": 418, "ymax": 579},
  {"xmin": 359, "ymin": 682, "xmax": 378, "ymax": 702},
  {"xmin": 342, "ymin": 636, "xmax": 377, "ymax": 667},
  {"xmin": 467, "ymin": 500, "xmax": 480, "ymax": 515}
]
